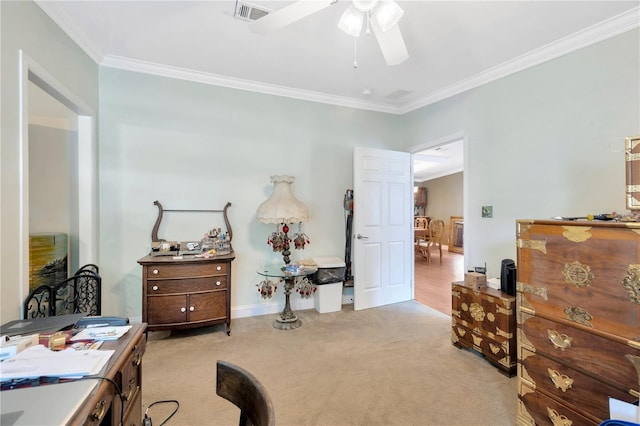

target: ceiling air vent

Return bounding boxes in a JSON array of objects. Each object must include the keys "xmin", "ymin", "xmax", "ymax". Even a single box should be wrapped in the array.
[{"xmin": 234, "ymin": 1, "xmax": 270, "ymax": 22}]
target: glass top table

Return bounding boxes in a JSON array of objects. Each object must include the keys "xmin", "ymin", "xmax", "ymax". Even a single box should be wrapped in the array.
[
  {"xmin": 256, "ymin": 264, "xmax": 317, "ymax": 278},
  {"xmin": 256, "ymin": 264, "xmax": 317, "ymax": 330}
]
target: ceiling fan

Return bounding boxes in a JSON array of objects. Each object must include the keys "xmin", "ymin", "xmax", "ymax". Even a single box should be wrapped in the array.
[{"xmin": 248, "ymin": 0, "xmax": 409, "ymax": 67}]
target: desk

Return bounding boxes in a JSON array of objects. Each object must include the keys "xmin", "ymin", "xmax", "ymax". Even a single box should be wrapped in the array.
[
  {"xmin": 257, "ymin": 265, "xmax": 317, "ymax": 330},
  {"xmin": 0, "ymin": 323, "xmax": 147, "ymax": 426}
]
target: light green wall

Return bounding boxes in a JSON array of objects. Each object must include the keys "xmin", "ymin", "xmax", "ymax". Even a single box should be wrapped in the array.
[
  {"xmin": 2, "ymin": 0, "xmax": 638, "ymax": 322},
  {"xmin": 0, "ymin": 1, "xmax": 98, "ymax": 323},
  {"xmin": 401, "ymin": 29, "xmax": 640, "ymax": 277},
  {"xmin": 98, "ymin": 69, "xmax": 406, "ymax": 318}
]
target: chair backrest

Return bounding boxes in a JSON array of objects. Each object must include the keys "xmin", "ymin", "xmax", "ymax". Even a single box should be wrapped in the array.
[
  {"xmin": 216, "ymin": 360, "xmax": 275, "ymax": 426},
  {"xmin": 429, "ymin": 219, "xmax": 445, "ymax": 242},
  {"xmin": 24, "ymin": 268, "xmax": 102, "ymax": 319},
  {"xmin": 414, "ymin": 217, "xmax": 428, "ymax": 229}
]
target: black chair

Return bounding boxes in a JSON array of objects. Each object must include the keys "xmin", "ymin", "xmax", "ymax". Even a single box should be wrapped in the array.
[
  {"xmin": 216, "ymin": 360, "xmax": 275, "ymax": 426},
  {"xmin": 24, "ymin": 266, "xmax": 101, "ymax": 319}
]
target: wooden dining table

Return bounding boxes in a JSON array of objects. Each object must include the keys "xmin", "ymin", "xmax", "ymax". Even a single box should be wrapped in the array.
[{"xmin": 414, "ymin": 228, "xmax": 430, "ymax": 240}]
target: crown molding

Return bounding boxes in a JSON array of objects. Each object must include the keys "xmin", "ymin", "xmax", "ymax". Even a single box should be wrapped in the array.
[
  {"xmin": 38, "ymin": 2, "xmax": 639, "ymax": 115},
  {"xmin": 400, "ymin": 6, "xmax": 640, "ymax": 114},
  {"xmin": 100, "ymin": 55, "xmax": 403, "ymax": 114}
]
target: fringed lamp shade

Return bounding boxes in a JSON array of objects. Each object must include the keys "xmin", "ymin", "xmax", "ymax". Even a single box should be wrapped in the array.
[{"xmin": 256, "ymin": 176, "xmax": 308, "ymax": 224}]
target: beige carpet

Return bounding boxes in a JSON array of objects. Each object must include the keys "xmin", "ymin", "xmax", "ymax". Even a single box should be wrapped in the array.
[{"xmin": 142, "ymin": 301, "xmax": 517, "ymax": 426}]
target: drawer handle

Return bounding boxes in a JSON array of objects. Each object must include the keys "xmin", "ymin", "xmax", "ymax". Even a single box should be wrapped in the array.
[
  {"xmin": 216, "ymin": 266, "xmax": 222, "ymax": 271},
  {"xmin": 216, "ymin": 281, "xmax": 222, "ymax": 286},
  {"xmin": 548, "ymin": 368, "xmax": 573, "ymax": 392},
  {"xmin": 546, "ymin": 407, "xmax": 573, "ymax": 426},
  {"xmin": 133, "ymin": 352, "xmax": 142, "ymax": 367},
  {"xmin": 547, "ymin": 330, "xmax": 572, "ymax": 351},
  {"xmin": 153, "ymin": 269, "xmax": 159, "ymax": 275},
  {"xmin": 181, "ymin": 307, "xmax": 186, "ymax": 313},
  {"xmin": 91, "ymin": 400, "xmax": 108, "ymax": 422},
  {"xmin": 123, "ymin": 380, "xmax": 135, "ymax": 401},
  {"xmin": 152, "ymin": 285, "xmax": 159, "ymax": 291},
  {"xmin": 190, "ymin": 306, "xmax": 195, "ymax": 312}
]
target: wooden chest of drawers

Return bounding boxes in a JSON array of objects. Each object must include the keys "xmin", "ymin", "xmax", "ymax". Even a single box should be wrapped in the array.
[
  {"xmin": 451, "ymin": 281, "xmax": 517, "ymax": 376},
  {"xmin": 516, "ymin": 220, "xmax": 640, "ymax": 425},
  {"xmin": 138, "ymin": 253, "xmax": 234, "ymax": 334}
]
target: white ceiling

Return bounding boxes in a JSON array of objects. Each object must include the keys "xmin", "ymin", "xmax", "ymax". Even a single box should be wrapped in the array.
[{"xmin": 32, "ymin": 0, "xmax": 639, "ymax": 180}]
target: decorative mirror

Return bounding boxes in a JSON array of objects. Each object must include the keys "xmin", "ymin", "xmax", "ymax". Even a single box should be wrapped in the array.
[
  {"xmin": 626, "ymin": 135, "xmax": 640, "ymax": 210},
  {"xmin": 449, "ymin": 216, "xmax": 463, "ymax": 254}
]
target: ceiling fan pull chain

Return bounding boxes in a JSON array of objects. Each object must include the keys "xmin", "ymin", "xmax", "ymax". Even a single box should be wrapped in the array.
[
  {"xmin": 353, "ymin": 37, "xmax": 358, "ymax": 69},
  {"xmin": 365, "ymin": 11, "xmax": 371, "ymax": 35}
]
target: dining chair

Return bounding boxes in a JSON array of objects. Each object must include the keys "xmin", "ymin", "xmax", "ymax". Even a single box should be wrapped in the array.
[
  {"xmin": 426, "ymin": 219, "xmax": 446, "ymax": 264},
  {"xmin": 216, "ymin": 360, "xmax": 275, "ymax": 426}
]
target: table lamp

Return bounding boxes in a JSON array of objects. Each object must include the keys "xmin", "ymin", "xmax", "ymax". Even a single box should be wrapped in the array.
[{"xmin": 256, "ymin": 175, "xmax": 309, "ymax": 265}]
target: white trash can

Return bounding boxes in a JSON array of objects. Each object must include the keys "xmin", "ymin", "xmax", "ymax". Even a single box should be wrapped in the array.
[{"xmin": 311, "ymin": 256, "xmax": 346, "ymax": 314}]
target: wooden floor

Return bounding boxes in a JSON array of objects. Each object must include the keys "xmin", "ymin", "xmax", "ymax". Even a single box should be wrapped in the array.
[{"xmin": 414, "ymin": 245, "xmax": 465, "ymax": 316}]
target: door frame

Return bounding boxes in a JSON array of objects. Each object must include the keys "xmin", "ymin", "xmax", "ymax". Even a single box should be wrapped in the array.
[
  {"xmin": 18, "ymin": 50, "xmax": 98, "ymax": 313},
  {"xmin": 410, "ymin": 130, "xmax": 468, "ymax": 269}
]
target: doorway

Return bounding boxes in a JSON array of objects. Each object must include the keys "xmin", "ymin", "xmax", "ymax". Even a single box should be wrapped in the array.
[
  {"xmin": 411, "ymin": 132, "xmax": 467, "ymax": 315},
  {"xmin": 19, "ymin": 51, "xmax": 98, "ymax": 309}
]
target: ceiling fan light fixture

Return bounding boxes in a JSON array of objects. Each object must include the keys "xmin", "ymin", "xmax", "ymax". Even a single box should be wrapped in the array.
[
  {"xmin": 338, "ymin": 4, "xmax": 364, "ymax": 37},
  {"xmin": 374, "ymin": 0, "xmax": 404, "ymax": 32}
]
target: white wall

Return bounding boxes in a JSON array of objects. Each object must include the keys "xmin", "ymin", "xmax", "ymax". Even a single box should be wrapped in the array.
[
  {"xmin": 402, "ymin": 29, "xmax": 640, "ymax": 278},
  {"xmin": 98, "ymin": 68, "xmax": 407, "ymax": 319},
  {"xmin": 0, "ymin": 1, "xmax": 98, "ymax": 323}
]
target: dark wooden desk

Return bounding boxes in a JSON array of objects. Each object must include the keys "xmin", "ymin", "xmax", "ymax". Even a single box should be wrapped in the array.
[{"xmin": 1, "ymin": 323, "xmax": 147, "ymax": 425}]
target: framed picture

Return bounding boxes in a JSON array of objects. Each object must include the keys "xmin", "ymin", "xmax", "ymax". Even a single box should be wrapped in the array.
[{"xmin": 626, "ymin": 135, "xmax": 640, "ymax": 210}]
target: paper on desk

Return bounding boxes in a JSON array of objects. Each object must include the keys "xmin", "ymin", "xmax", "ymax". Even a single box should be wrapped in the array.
[
  {"xmin": 0, "ymin": 345, "xmax": 114, "ymax": 381},
  {"xmin": 610, "ymin": 398, "xmax": 640, "ymax": 423},
  {"xmin": 70, "ymin": 325, "xmax": 131, "ymax": 341}
]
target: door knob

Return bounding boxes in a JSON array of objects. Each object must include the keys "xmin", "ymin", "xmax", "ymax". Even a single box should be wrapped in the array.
[{"xmin": 356, "ymin": 234, "xmax": 369, "ymax": 240}]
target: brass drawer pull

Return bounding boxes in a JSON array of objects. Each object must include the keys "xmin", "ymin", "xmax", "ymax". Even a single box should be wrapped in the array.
[
  {"xmin": 548, "ymin": 368, "xmax": 574, "ymax": 392},
  {"xmin": 547, "ymin": 329, "xmax": 572, "ymax": 351},
  {"xmin": 133, "ymin": 352, "xmax": 142, "ymax": 367},
  {"xmin": 547, "ymin": 407, "xmax": 573, "ymax": 426},
  {"xmin": 91, "ymin": 400, "xmax": 107, "ymax": 422},
  {"xmin": 123, "ymin": 380, "xmax": 135, "ymax": 401}
]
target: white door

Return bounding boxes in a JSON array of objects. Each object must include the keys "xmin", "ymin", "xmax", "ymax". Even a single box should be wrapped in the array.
[{"xmin": 353, "ymin": 147, "xmax": 413, "ymax": 310}]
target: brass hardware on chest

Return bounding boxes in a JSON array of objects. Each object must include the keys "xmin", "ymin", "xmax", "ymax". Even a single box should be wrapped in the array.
[
  {"xmin": 561, "ymin": 226, "xmax": 592, "ymax": 242},
  {"xmin": 520, "ymin": 282, "xmax": 548, "ymax": 301},
  {"xmin": 517, "ymin": 238, "xmax": 547, "ymax": 254},
  {"xmin": 547, "ymin": 368, "xmax": 574, "ymax": 392},
  {"xmin": 562, "ymin": 261, "xmax": 594, "ymax": 288},
  {"xmin": 563, "ymin": 306, "xmax": 593, "ymax": 327},
  {"xmin": 547, "ymin": 329, "xmax": 573, "ymax": 351},
  {"xmin": 486, "ymin": 312, "xmax": 495, "ymax": 322},
  {"xmin": 621, "ymin": 265, "xmax": 640, "ymax": 304},
  {"xmin": 489, "ymin": 342, "xmax": 501, "ymax": 355},
  {"xmin": 469, "ymin": 302, "xmax": 485, "ymax": 322},
  {"xmin": 547, "ymin": 407, "xmax": 573, "ymax": 426}
]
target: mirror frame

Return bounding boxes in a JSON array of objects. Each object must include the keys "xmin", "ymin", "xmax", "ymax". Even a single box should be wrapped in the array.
[
  {"xmin": 449, "ymin": 216, "xmax": 463, "ymax": 254},
  {"xmin": 626, "ymin": 135, "xmax": 640, "ymax": 210}
]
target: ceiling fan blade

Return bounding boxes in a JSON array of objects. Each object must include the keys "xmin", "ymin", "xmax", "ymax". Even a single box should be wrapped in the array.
[
  {"xmin": 249, "ymin": 0, "xmax": 335, "ymax": 35},
  {"xmin": 371, "ymin": 19, "xmax": 409, "ymax": 66}
]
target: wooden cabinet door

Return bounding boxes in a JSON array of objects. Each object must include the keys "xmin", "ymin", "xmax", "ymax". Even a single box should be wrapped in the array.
[
  {"xmin": 187, "ymin": 291, "xmax": 226, "ymax": 322},
  {"xmin": 148, "ymin": 294, "xmax": 188, "ymax": 325}
]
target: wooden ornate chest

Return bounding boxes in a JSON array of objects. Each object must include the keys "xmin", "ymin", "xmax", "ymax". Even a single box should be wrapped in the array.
[
  {"xmin": 516, "ymin": 219, "xmax": 640, "ymax": 425},
  {"xmin": 451, "ymin": 281, "xmax": 517, "ymax": 376}
]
